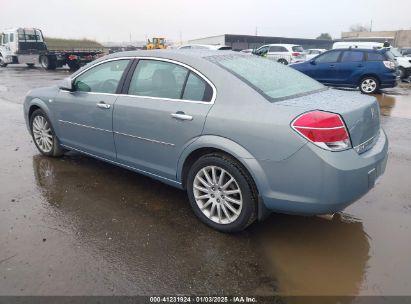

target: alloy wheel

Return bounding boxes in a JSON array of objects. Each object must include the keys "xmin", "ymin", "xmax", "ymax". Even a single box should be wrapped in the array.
[
  {"xmin": 193, "ymin": 165, "xmax": 243, "ymax": 224},
  {"xmin": 32, "ymin": 115, "xmax": 53, "ymax": 153},
  {"xmin": 361, "ymin": 78, "xmax": 377, "ymax": 93}
]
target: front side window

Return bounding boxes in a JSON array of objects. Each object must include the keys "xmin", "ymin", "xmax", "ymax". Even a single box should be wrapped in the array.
[
  {"xmin": 315, "ymin": 51, "xmax": 341, "ymax": 63},
  {"xmin": 128, "ymin": 59, "xmax": 213, "ymax": 102},
  {"xmin": 9, "ymin": 33, "xmax": 14, "ymax": 43},
  {"xmin": 341, "ymin": 51, "xmax": 364, "ymax": 62},
  {"xmin": 73, "ymin": 59, "xmax": 130, "ymax": 94},
  {"xmin": 207, "ymin": 54, "xmax": 325, "ymax": 101},
  {"xmin": 3, "ymin": 34, "xmax": 8, "ymax": 44}
]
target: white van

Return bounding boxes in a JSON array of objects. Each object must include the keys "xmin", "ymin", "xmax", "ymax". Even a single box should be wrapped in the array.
[{"xmin": 332, "ymin": 41, "xmax": 383, "ymax": 50}]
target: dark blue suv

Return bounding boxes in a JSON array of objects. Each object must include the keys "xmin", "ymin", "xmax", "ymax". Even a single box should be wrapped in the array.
[{"xmin": 291, "ymin": 48, "xmax": 398, "ymax": 94}]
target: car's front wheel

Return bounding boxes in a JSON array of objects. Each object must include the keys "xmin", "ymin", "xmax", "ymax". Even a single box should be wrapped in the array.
[
  {"xmin": 359, "ymin": 76, "xmax": 379, "ymax": 94},
  {"xmin": 186, "ymin": 153, "xmax": 257, "ymax": 232},
  {"xmin": 277, "ymin": 58, "xmax": 288, "ymax": 65},
  {"xmin": 30, "ymin": 109, "xmax": 64, "ymax": 157}
]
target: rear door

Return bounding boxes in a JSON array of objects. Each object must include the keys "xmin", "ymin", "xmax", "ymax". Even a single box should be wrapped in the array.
[
  {"xmin": 113, "ymin": 59, "xmax": 215, "ymax": 181},
  {"xmin": 310, "ymin": 50, "xmax": 342, "ymax": 84},
  {"xmin": 338, "ymin": 50, "xmax": 365, "ymax": 85},
  {"xmin": 54, "ymin": 58, "xmax": 132, "ymax": 160}
]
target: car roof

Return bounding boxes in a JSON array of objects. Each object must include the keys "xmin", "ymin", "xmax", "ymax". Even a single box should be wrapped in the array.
[
  {"xmin": 264, "ymin": 44, "xmax": 301, "ymax": 47},
  {"xmin": 327, "ymin": 48, "xmax": 383, "ymax": 52},
  {"xmin": 71, "ymin": 49, "xmax": 240, "ymax": 80},
  {"xmin": 178, "ymin": 44, "xmax": 230, "ymax": 50}
]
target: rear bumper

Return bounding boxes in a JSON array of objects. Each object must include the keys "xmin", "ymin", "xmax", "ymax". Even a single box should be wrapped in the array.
[
  {"xmin": 255, "ymin": 129, "xmax": 388, "ymax": 216},
  {"xmin": 380, "ymin": 72, "xmax": 399, "ymax": 88}
]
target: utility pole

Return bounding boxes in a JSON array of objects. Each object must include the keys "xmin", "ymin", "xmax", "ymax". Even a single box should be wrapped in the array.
[
  {"xmin": 255, "ymin": 26, "xmax": 258, "ymax": 36},
  {"xmin": 370, "ymin": 19, "xmax": 373, "ymax": 32}
]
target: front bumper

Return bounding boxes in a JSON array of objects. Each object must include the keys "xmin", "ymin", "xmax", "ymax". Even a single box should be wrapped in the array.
[{"xmin": 255, "ymin": 129, "xmax": 388, "ymax": 216}]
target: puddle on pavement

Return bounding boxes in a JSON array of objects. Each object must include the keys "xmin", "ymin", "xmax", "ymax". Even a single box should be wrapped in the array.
[
  {"xmin": 31, "ymin": 154, "xmax": 373, "ymax": 296},
  {"xmin": 374, "ymin": 91, "xmax": 411, "ymax": 119}
]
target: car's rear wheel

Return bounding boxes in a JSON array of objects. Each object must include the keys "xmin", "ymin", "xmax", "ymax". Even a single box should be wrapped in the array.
[
  {"xmin": 0, "ymin": 55, "xmax": 8, "ymax": 67},
  {"xmin": 186, "ymin": 153, "xmax": 257, "ymax": 232},
  {"xmin": 277, "ymin": 58, "xmax": 288, "ymax": 65},
  {"xmin": 30, "ymin": 109, "xmax": 64, "ymax": 157},
  {"xmin": 40, "ymin": 55, "xmax": 57, "ymax": 70},
  {"xmin": 359, "ymin": 76, "xmax": 379, "ymax": 94},
  {"xmin": 398, "ymin": 67, "xmax": 406, "ymax": 79}
]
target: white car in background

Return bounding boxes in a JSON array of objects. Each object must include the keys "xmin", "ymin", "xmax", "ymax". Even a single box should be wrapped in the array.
[
  {"xmin": 178, "ymin": 44, "xmax": 232, "ymax": 50},
  {"xmin": 305, "ymin": 49, "xmax": 327, "ymax": 61},
  {"xmin": 253, "ymin": 44, "xmax": 306, "ymax": 65}
]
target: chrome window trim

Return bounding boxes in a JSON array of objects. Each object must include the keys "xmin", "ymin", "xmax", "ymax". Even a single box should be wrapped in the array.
[
  {"xmin": 60, "ymin": 144, "xmax": 181, "ymax": 186},
  {"xmin": 66, "ymin": 56, "xmax": 217, "ymax": 104}
]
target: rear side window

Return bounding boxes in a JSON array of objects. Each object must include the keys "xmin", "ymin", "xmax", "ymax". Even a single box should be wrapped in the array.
[
  {"xmin": 270, "ymin": 46, "xmax": 287, "ymax": 52},
  {"xmin": 129, "ymin": 60, "xmax": 188, "ymax": 99},
  {"xmin": 207, "ymin": 54, "xmax": 325, "ymax": 101},
  {"xmin": 341, "ymin": 51, "xmax": 364, "ymax": 62},
  {"xmin": 292, "ymin": 46, "xmax": 304, "ymax": 52},
  {"xmin": 182, "ymin": 72, "xmax": 212, "ymax": 101},
  {"xmin": 315, "ymin": 51, "xmax": 341, "ymax": 63},
  {"xmin": 128, "ymin": 60, "xmax": 213, "ymax": 102},
  {"xmin": 366, "ymin": 52, "xmax": 384, "ymax": 61}
]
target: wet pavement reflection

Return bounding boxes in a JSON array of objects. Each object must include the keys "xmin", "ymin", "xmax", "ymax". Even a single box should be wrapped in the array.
[{"xmin": 0, "ymin": 66, "xmax": 411, "ymax": 296}]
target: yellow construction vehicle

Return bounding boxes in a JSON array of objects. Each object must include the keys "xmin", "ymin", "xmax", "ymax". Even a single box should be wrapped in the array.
[{"xmin": 145, "ymin": 37, "xmax": 167, "ymax": 50}]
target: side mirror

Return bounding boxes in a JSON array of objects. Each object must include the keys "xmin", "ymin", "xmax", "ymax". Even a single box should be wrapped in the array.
[
  {"xmin": 310, "ymin": 60, "xmax": 316, "ymax": 65},
  {"xmin": 59, "ymin": 77, "xmax": 73, "ymax": 91}
]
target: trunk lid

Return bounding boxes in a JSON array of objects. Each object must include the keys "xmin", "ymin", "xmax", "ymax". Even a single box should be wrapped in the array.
[{"xmin": 276, "ymin": 89, "xmax": 380, "ymax": 153}]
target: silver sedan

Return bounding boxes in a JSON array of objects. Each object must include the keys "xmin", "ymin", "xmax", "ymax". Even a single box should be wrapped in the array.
[{"xmin": 24, "ymin": 50, "xmax": 388, "ymax": 232}]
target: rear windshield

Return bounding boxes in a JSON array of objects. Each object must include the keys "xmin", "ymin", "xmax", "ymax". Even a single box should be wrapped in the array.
[
  {"xmin": 292, "ymin": 46, "xmax": 304, "ymax": 52},
  {"xmin": 218, "ymin": 46, "xmax": 232, "ymax": 50},
  {"xmin": 207, "ymin": 54, "xmax": 325, "ymax": 101}
]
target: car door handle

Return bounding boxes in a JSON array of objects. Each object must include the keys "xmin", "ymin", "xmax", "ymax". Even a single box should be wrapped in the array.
[
  {"xmin": 329, "ymin": 64, "xmax": 335, "ymax": 68},
  {"xmin": 171, "ymin": 112, "xmax": 193, "ymax": 121},
  {"xmin": 96, "ymin": 102, "xmax": 110, "ymax": 109}
]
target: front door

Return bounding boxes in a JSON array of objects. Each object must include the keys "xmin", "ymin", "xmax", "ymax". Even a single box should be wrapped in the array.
[
  {"xmin": 113, "ymin": 59, "xmax": 215, "ymax": 181},
  {"xmin": 53, "ymin": 59, "xmax": 132, "ymax": 160},
  {"xmin": 311, "ymin": 50, "xmax": 342, "ymax": 84}
]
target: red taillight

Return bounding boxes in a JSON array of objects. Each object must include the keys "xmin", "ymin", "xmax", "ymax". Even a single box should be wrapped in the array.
[
  {"xmin": 292, "ymin": 52, "xmax": 300, "ymax": 57},
  {"xmin": 291, "ymin": 111, "xmax": 351, "ymax": 151},
  {"xmin": 68, "ymin": 55, "xmax": 78, "ymax": 61}
]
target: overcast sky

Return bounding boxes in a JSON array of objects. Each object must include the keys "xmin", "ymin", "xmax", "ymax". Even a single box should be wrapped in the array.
[{"xmin": 1, "ymin": 0, "xmax": 410, "ymax": 43}]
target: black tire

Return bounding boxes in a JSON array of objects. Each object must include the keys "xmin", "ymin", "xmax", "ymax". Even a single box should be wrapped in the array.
[
  {"xmin": 398, "ymin": 67, "xmax": 406, "ymax": 79},
  {"xmin": 40, "ymin": 55, "xmax": 57, "ymax": 70},
  {"xmin": 359, "ymin": 76, "xmax": 379, "ymax": 94},
  {"xmin": 67, "ymin": 60, "xmax": 81, "ymax": 71},
  {"xmin": 30, "ymin": 109, "xmax": 64, "ymax": 157},
  {"xmin": 277, "ymin": 58, "xmax": 288, "ymax": 65},
  {"xmin": 26, "ymin": 63, "xmax": 35, "ymax": 68},
  {"xmin": 186, "ymin": 153, "xmax": 257, "ymax": 233},
  {"xmin": 0, "ymin": 55, "xmax": 7, "ymax": 67}
]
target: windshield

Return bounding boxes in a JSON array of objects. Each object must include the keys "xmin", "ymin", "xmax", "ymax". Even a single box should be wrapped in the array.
[
  {"xmin": 207, "ymin": 54, "xmax": 325, "ymax": 101},
  {"xmin": 389, "ymin": 48, "xmax": 402, "ymax": 57},
  {"xmin": 17, "ymin": 29, "xmax": 43, "ymax": 42}
]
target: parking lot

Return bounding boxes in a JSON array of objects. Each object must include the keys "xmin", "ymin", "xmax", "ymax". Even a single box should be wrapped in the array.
[{"xmin": 0, "ymin": 65, "xmax": 411, "ymax": 297}]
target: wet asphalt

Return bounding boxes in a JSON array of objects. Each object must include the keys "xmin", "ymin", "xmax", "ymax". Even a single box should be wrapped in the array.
[{"xmin": 0, "ymin": 65, "xmax": 410, "ymax": 296}]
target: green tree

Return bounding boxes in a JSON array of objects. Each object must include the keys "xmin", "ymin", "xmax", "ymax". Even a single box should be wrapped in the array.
[{"xmin": 316, "ymin": 33, "xmax": 332, "ymax": 40}]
